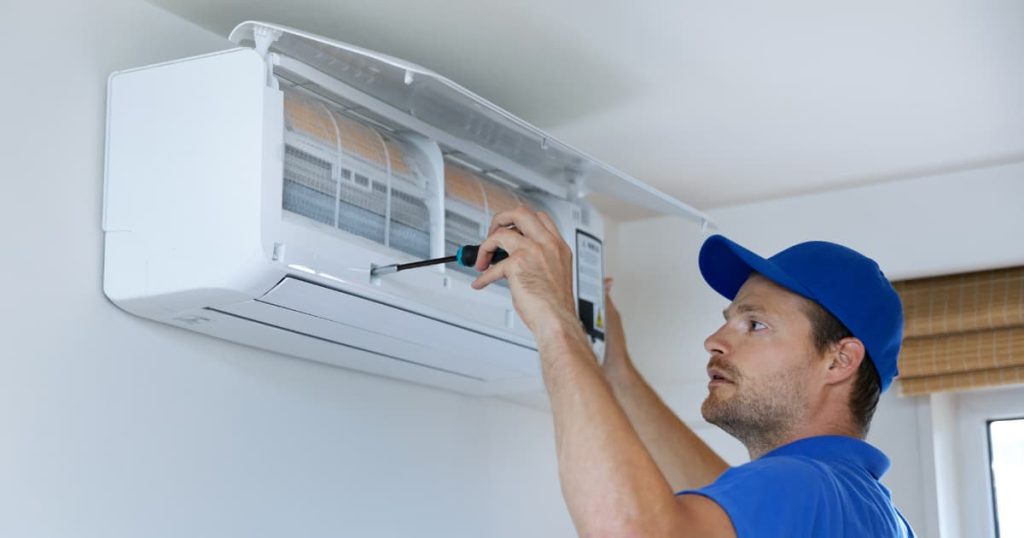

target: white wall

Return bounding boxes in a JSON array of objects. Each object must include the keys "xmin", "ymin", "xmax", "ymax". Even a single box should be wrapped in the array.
[
  {"xmin": 610, "ymin": 163, "xmax": 1024, "ymax": 534},
  {"xmin": 0, "ymin": 2, "xmax": 574, "ymax": 537},
  {"xmin": 707, "ymin": 162, "xmax": 1024, "ymax": 282}
]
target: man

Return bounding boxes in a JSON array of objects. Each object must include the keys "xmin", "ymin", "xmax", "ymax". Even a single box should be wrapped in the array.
[{"xmin": 471, "ymin": 207, "xmax": 916, "ymax": 537}]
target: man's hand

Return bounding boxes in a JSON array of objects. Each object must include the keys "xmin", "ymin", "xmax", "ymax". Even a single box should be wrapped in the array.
[
  {"xmin": 602, "ymin": 277, "xmax": 631, "ymax": 372},
  {"xmin": 470, "ymin": 206, "xmax": 578, "ymax": 340}
]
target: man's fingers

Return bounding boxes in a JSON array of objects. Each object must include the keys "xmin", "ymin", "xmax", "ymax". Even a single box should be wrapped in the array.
[
  {"xmin": 472, "ymin": 207, "xmax": 569, "ymax": 290},
  {"xmin": 487, "ymin": 206, "xmax": 551, "ymax": 240},
  {"xmin": 604, "ymin": 277, "xmax": 614, "ymax": 295},
  {"xmin": 474, "ymin": 227, "xmax": 528, "ymax": 271},
  {"xmin": 536, "ymin": 211, "xmax": 560, "ymax": 236},
  {"xmin": 471, "ymin": 263, "xmax": 507, "ymax": 290}
]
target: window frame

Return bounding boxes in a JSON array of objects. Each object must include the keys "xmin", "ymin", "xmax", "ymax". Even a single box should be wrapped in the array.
[
  {"xmin": 956, "ymin": 387, "xmax": 1024, "ymax": 537},
  {"xmin": 986, "ymin": 416, "xmax": 1024, "ymax": 538}
]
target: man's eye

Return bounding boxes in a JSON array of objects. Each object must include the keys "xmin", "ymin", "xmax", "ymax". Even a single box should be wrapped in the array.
[{"xmin": 749, "ymin": 320, "xmax": 767, "ymax": 331}]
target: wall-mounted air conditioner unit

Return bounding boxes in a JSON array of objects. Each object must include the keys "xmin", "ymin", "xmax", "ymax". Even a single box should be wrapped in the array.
[{"xmin": 102, "ymin": 21, "xmax": 712, "ymax": 395}]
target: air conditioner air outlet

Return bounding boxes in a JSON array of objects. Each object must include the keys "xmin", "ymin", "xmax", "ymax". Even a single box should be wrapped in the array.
[{"xmin": 221, "ymin": 277, "xmax": 541, "ymax": 383}]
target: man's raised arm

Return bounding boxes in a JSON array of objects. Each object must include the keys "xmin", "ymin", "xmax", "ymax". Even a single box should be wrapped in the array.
[{"xmin": 468, "ymin": 207, "xmax": 734, "ymax": 537}]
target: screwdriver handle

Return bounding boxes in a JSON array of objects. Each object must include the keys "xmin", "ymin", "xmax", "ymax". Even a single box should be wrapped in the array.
[{"xmin": 456, "ymin": 245, "xmax": 509, "ymax": 268}]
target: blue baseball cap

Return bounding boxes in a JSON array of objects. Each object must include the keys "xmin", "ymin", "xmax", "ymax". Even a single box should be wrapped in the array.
[{"xmin": 698, "ymin": 235, "xmax": 904, "ymax": 392}]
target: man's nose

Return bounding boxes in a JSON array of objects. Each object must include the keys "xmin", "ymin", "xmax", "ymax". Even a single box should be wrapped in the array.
[{"xmin": 704, "ymin": 324, "xmax": 729, "ymax": 356}]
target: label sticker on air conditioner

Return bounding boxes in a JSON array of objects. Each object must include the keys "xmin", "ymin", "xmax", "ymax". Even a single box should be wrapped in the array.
[{"xmin": 575, "ymin": 230, "xmax": 605, "ymax": 342}]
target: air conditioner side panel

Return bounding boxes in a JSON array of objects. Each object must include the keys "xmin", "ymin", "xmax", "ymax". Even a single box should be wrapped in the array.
[
  {"xmin": 103, "ymin": 48, "xmax": 283, "ymax": 315},
  {"xmin": 532, "ymin": 197, "xmax": 607, "ymax": 361}
]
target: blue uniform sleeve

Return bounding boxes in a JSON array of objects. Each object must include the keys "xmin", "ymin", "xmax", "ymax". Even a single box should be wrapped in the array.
[{"xmin": 677, "ymin": 457, "xmax": 834, "ymax": 538}]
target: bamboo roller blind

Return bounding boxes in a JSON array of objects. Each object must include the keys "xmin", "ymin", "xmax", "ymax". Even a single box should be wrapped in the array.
[{"xmin": 893, "ymin": 266, "xmax": 1024, "ymax": 396}]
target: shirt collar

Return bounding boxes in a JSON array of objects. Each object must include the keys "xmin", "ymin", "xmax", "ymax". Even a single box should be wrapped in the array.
[{"xmin": 759, "ymin": 435, "xmax": 891, "ymax": 479}]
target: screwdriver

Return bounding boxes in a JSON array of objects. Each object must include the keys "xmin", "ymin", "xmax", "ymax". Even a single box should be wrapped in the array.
[{"xmin": 370, "ymin": 245, "xmax": 509, "ymax": 277}]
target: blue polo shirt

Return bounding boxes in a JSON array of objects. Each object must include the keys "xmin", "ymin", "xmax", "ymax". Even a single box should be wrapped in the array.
[{"xmin": 678, "ymin": 436, "xmax": 915, "ymax": 537}]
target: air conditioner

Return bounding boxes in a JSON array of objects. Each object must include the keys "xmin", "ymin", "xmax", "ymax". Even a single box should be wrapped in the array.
[{"xmin": 102, "ymin": 21, "xmax": 711, "ymax": 396}]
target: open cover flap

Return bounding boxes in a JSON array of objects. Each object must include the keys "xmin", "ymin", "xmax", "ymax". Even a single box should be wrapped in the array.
[{"xmin": 229, "ymin": 21, "xmax": 713, "ymax": 224}]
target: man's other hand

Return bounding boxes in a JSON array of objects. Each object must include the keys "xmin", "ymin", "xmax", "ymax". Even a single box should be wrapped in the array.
[{"xmin": 602, "ymin": 277, "xmax": 630, "ymax": 367}]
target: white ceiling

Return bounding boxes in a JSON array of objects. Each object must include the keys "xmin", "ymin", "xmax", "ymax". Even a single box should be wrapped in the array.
[{"xmin": 149, "ymin": 0, "xmax": 1024, "ymax": 213}]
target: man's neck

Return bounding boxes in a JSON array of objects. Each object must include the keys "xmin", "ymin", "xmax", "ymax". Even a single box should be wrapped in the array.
[{"xmin": 746, "ymin": 423, "xmax": 864, "ymax": 460}]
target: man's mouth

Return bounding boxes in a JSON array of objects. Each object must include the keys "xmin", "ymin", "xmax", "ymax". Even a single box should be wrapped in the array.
[{"xmin": 707, "ymin": 367, "xmax": 734, "ymax": 386}]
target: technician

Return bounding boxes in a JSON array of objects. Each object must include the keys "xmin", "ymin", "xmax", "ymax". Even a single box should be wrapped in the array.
[{"xmin": 471, "ymin": 207, "xmax": 916, "ymax": 537}]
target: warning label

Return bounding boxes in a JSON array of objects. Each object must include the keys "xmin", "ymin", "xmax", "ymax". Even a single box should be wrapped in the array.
[{"xmin": 576, "ymin": 230, "xmax": 605, "ymax": 341}]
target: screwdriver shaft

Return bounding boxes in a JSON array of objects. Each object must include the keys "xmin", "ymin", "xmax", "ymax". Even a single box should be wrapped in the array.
[
  {"xmin": 395, "ymin": 255, "xmax": 457, "ymax": 271},
  {"xmin": 369, "ymin": 246, "xmax": 508, "ymax": 277}
]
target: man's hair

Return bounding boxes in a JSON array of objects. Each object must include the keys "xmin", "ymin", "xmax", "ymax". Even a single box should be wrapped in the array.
[{"xmin": 802, "ymin": 300, "xmax": 881, "ymax": 436}]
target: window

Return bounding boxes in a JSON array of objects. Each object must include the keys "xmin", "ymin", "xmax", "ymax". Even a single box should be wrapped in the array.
[
  {"xmin": 952, "ymin": 386, "xmax": 1024, "ymax": 537},
  {"xmin": 989, "ymin": 418, "xmax": 1024, "ymax": 538}
]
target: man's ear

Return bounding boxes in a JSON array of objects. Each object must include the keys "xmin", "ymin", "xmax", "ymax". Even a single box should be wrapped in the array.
[{"xmin": 825, "ymin": 337, "xmax": 866, "ymax": 386}]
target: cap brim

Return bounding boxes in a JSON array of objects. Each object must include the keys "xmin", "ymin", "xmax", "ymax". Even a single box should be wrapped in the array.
[{"xmin": 699, "ymin": 235, "xmax": 814, "ymax": 302}]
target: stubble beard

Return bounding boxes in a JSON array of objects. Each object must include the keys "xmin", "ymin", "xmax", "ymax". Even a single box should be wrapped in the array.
[{"xmin": 701, "ymin": 366, "xmax": 811, "ymax": 459}]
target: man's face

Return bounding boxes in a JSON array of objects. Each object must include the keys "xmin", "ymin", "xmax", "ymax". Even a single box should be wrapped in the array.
[{"xmin": 701, "ymin": 274, "xmax": 822, "ymax": 446}]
